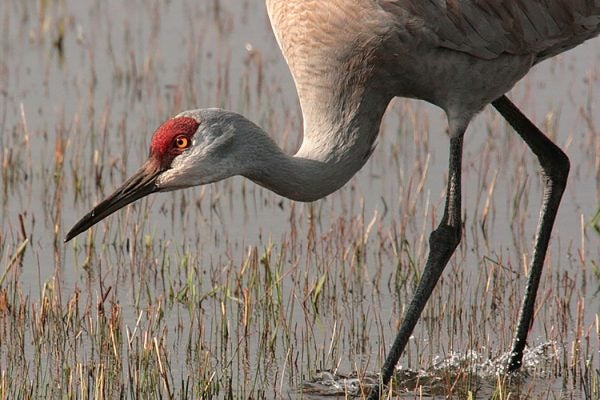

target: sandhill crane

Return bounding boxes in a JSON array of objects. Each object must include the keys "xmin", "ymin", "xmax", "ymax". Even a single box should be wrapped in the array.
[{"xmin": 65, "ymin": 1, "xmax": 600, "ymax": 397}]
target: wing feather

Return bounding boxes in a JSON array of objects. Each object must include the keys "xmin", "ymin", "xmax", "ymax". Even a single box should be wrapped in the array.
[{"xmin": 380, "ymin": 0, "xmax": 600, "ymax": 62}]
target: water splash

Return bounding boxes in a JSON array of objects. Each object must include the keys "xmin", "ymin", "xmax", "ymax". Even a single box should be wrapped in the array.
[{"xmin": 301, "ymin": 342, "xmax": 560, "ymax": 397}]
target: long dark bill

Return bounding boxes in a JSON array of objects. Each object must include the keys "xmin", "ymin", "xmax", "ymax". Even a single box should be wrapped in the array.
[{"xmin": 64, "ymin": 160, "xmax": 162, "ymax": 242}]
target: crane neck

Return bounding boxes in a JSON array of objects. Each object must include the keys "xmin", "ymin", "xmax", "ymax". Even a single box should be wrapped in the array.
[{"xmin": 243, "ymin": 92, "xmax": 390, "ymax": 202}]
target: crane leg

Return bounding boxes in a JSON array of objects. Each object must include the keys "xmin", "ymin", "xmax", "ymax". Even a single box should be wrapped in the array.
[
  {"xmin": 491, "ymin": 95, "xmax": 570, "ymax": 372},
  {"xmin": 369, "ymin": 94, "xmax": 569, "ymax": 397},
  {"xmin": 369, "ymin": 133, "xmax": 464, "ymax": 399}
]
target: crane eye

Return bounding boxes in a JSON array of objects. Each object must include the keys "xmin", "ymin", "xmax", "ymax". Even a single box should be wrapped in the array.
[{"xmin": 174, "ymin": 135, "xmax": 189, "ymax": 149}]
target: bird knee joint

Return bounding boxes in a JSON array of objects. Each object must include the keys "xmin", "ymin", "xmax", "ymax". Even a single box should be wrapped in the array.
[
  {"xmin": 542, "ymin": 148, "xmax": 570, "ymax": 184},
  {"xmin": 429, "ymin": 224, "xmax": 461, "ymax": 250}
]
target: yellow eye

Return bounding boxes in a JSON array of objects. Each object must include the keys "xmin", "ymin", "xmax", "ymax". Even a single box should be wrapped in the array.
[{"xmin": 175, "ymin": 135, "xmax": 189, "ymax": 149}]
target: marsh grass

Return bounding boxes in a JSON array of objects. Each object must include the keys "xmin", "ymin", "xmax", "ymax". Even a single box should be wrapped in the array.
[{"xmin": 0, "ymin": 0, "xmax": 598, "ymax": 398}]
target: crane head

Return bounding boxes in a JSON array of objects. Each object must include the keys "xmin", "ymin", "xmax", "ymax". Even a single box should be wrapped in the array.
[{"xmin": 65, "ymin": 109, "xmax": 251, "ymax": 242}]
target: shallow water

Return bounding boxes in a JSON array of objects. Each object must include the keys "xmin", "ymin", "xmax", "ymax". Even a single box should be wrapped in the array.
[{"xmin": 0, "ymin": 1, "xmax": 598, "ymax": 398}]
